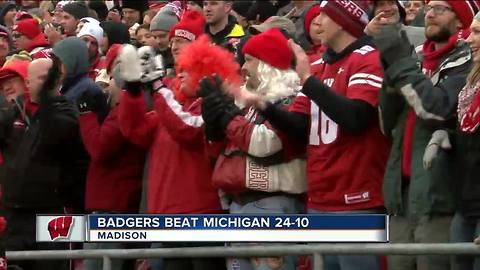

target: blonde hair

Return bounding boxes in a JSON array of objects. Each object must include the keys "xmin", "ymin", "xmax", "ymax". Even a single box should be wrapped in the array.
[{"xmin": 466, "ymin": 12, "xmax": 480, "ymax": 87}]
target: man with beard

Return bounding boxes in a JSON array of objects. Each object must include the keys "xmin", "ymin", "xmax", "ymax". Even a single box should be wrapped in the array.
[{"xmin": 373, "ymin": 1, "xmax": 479, "ymax": 269}]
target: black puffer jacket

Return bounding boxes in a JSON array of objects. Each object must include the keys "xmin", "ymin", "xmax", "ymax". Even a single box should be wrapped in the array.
[{"xmin": 0, "ymin": 95, "xmax": 85, "ymax": 209}]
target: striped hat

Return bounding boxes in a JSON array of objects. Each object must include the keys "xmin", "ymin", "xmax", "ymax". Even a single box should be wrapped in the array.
[{"xmin": 319, "ymin": 0, "xmax": 373, "ymax": 38}]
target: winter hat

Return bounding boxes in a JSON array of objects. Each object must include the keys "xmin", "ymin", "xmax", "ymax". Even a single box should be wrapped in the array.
[
  {"xmin": 250, "ymin": 16, "xmax": 295, "ymax": 37},
  {"xmin": 87, "ymin": 1, "xmax": 108, "ymax": 22},
  {"xmin": 0, "ymin": 2, "xmax": 15, "ymax": 26},
  {"xmin": 79, "ymin": 17, "xmax": 100, "ymax": 25},
  {"xmin": 0, "ymin": 60, "xmax": 29, "ymax": 82},
  {"xmin": 77, "ymin": 22, "xmax": 104, "ymax": 46},
  {"xmin": 233, "ymin": 0, "xmax": 253, "ymax": 18},
  {"xmin": 150, "ymin": 2, "xmax": 180, "ymax": 32},
  {"xmin": 15, "ymin": 11, "xmax": 34, "ymax": 22},
  {"xmin": 122, "ymin": 0, "xmax": 149, "ymax": 14},
  {"xmin": 304, "ymin": 4, "xmax": 320, "ymax": 43},
  {"xmin": 169, "ymin": 11, "xmax": 205, "ymax": 42},
  {"xmin": 13, "ymin": 19, "xmax": 41, "ymax": 40},
  {"xmin": 425, "ymin": 0, "xmax": 480, "ymax": 30},
  {"xmin": 100, "ymin": 21, "xmax": 130, "ymax": 47},
  {"xmin": 63, "ymin": 2, "xmax": 89, "ymax": 20},
  {"xmin": 319, "ymin": 0, "xmax": 373, "ymax": 38},
  {"xmin": 242, "ymin": 28, "xmax": 292, "ymax": 70}
]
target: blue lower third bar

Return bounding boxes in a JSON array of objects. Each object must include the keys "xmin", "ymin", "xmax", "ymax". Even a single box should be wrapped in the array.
[
  {"xmin": 88, "ymin": 214, "xmax": 387, "ymax": 230},
  {"xmin": 86, "ymin": 214, "xmax": 389, "ymax": 243}
]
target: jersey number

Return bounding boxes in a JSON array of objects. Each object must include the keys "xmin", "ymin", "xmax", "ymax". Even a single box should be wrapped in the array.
[{"xmin": 309, "ymin": 103, "xmax": 338, "ymax": 145}]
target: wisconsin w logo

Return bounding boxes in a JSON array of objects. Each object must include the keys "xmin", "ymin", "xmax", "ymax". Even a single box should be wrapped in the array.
[{"xmin": 47, "ymin": 216, "xmax": 73, "ymax": 241}]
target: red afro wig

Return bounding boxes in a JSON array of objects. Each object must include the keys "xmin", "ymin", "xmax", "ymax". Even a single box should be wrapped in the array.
[{"xmin": 175, "ymin": 35, "xmax": 243, "ymax": 97}]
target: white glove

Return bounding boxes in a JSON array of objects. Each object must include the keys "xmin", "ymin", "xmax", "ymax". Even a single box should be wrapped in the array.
[
  {"xmin": 116, "ymin": 44, "xmax": 142, "ymax": 82},
  {"xmin": 137, "ymin": 46, "xmax": 165, "ymax": 83},
  {"xmin": 423, "ymin": 130, "xmax": 452, "ymax": 170}
]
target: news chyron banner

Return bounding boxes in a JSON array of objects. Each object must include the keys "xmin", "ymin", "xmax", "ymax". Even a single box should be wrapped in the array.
[{"xmin": 36, "ymin": 214, "xmax": 389, "ymax": 242}]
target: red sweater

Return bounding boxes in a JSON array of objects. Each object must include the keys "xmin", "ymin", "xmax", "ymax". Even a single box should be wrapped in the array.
[
  {"xmin": 118, "ymin": 87, "xmax": 222, "ymax": 214},
  {"xmin": 79, "ymin": 107, "xmax": 145, "ymax": 213}
]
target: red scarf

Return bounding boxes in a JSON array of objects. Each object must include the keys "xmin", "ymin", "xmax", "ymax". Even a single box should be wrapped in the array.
[
  {"xmin": 402, "ymin": 30, "xmax": 469, "ymax": 178},
  {"xmin": 460, "ymin": 91, "xmax": 480, "ymax": 133}
]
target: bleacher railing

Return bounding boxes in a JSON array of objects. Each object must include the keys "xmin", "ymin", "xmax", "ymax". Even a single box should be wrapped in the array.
[{"xmin": 6, "ymin": 243, "xmax": 480, "ymax": 270}]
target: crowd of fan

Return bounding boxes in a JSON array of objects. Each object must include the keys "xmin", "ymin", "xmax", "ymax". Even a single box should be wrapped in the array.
[{"xmin": 0, "ymin": 1, "xmax": 479, "ymax": 270}]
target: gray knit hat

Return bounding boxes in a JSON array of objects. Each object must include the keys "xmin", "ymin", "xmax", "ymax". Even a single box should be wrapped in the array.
[{"xmin": 149, "ymin": 6, "xmax": 179, "ymax": 32}]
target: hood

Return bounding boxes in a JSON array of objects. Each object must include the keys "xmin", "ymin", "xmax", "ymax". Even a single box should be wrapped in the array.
[
  {"xmin": 0, "ymin": 2, "xmax": 15, "ymax": 26},
  {"xmin": 53, "ymin": 37, "xmax": 89, "ymax": 79},
  {"xmin": 100, "ymin": 21, "xmax": 130, "ymax": 49}
]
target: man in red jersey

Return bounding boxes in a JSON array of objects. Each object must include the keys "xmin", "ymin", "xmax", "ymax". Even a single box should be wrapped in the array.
[{"xmin": 246, "ymin": 1, "xmax": 390, "ymax": 270}]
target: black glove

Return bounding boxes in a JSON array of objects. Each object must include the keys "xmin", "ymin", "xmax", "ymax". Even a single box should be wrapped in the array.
[
  {"xmin": 200, "ymin": 78, "xmax": 227, "ymax": 141},
  {"xmin": 197, "ymin": 75, "xmax": 223, "ymax": 98},
  {"xmin": 76, "ymin": 90, "xmax": 109, "ymax": 123},
  {"xmin": 76, "ymin": 90, "xmax": 98, "ymax": 114},
  {"xmin": 199, "ymin": 76, "xmax": 242, "ymax": 141},
  {"xmin": 373, "ymin": 25, "xmax": 413, "ymax": 67},
  {"xmin": 124, "ymin": 81, "xmax": 143, "ymax": 96},
  {"xmin": 218, "ymin": 95, "xmax": 242, "ymax": 131}
]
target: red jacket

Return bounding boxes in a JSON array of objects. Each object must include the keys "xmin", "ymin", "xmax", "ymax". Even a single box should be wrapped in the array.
[
  {"xmin": 207, "ymin": 105, "xmax": 307, "ymax": 195},
  {"xmin": 118, "ymin": 86, "xmax": 222, "ymax": 214},
  {"xmin": 79, "ymin": 107, "xmax": 145, "ymax": 213}
]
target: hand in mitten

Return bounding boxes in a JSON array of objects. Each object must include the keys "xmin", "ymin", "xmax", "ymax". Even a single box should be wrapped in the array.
[
  {"xmin": 373, "ymin": 25, "xmax": 413, "ymax": 67},
  {"xmin": 219, "ymin": 95, "xmax": 242, "ymax": 130},
  {"xmin": 76, "ymin": 90, "xmax": 109, "ymax": 123},
  {"xmin": 423, "ymin": 130, "xmax": 452, "ymax": 170},
  {"xmin": 197, "ymin": 75, "xmax": 223, "ymax": 98},
  {"xmin": 76, "ymin": 90, "xmax": 99, "ymax": 114},
  {"xmin": 200, "ymin": 77, "xmax": 227, "ymax": 141},
  {"xmin": 137, "ymin": 46, "xmax": 165, "ymax": 83},
  {"xmin": 116, "ymin": 44, "xmax": 143, "ymax": 95}
]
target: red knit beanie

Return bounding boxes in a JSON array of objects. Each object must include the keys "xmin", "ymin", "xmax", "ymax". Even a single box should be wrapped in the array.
[
  {"xmin": 242, "ymin": 28, "xmax": 292, "ymax": 70},
  {"xmin": 426, "ymin": 0, "xmax": 480, "ymax": 30},
  {"xmin": 13, "ymin": 19, "xmax": 41, "ymax": 40},
  {"xmin": 304, "ymin": 4, "xmax": 320, "ymax": 43},
  {"xmin": 319, "ymin": 0, "xmax": 373, "ymax": 38},
  {"xmin": 169, "ymin": 10, "xmax": 205, "ymax": 42}
]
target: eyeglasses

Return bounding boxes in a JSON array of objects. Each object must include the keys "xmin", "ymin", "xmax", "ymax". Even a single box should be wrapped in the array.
[
  {"xmin": 425, "ymin": 5, "xmax": 453, "ymax": 15},
  {"xmin": 12, "ymin": 33, "xmax": 23, "ymax": 39}
]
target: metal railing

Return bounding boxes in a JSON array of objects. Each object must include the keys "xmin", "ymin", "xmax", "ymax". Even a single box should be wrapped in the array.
[{"xmin": 6, "ymin": 243, "xmax": 480, "ymax": 270}]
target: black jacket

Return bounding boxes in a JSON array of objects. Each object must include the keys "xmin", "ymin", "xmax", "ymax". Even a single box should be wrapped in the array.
[
  {"xmin": 0, "ymin": 95, "xmax": 85, "ymax": 209},
  {"xmin": 455, "ymin": 128, "xmax": 480, "ymax": 218}
]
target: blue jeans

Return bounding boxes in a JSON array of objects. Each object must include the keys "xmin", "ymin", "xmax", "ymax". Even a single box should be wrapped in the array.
[
  {"xmin": 227, "ymin": 195, "xmax": 304, "ymax": 270},
  {"xmin": 308, "ymin": 208, "xmax": 382, "ymax": 270},
  {"xmin": 451, "ymin": 211, "xmax": 480, "ymax": 270}
]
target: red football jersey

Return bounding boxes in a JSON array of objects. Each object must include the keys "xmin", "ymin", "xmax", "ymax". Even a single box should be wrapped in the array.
[{"xmin": 290, "ymin": 44, "xmax": 390, "ymax": 211}]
